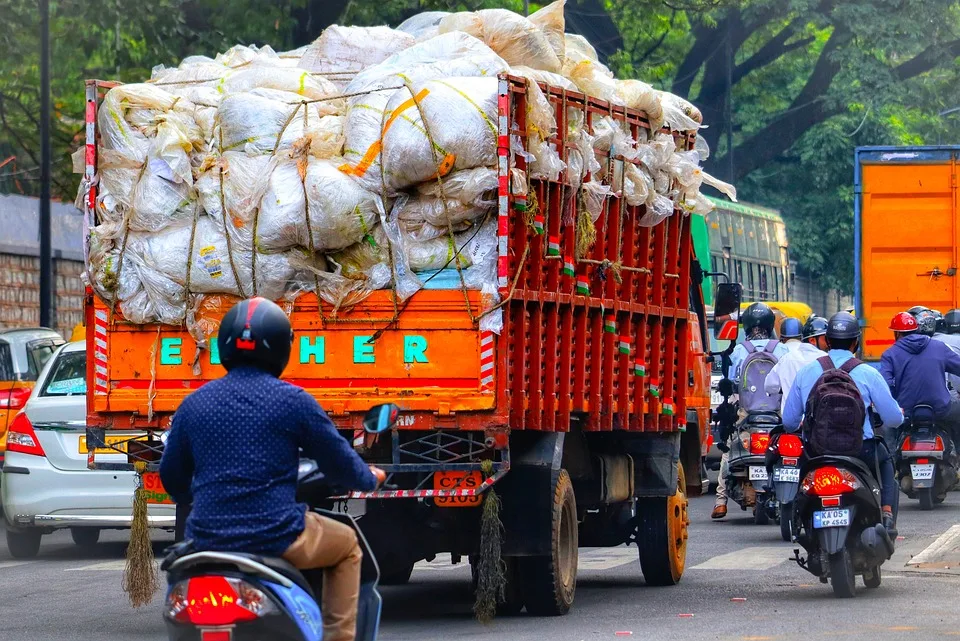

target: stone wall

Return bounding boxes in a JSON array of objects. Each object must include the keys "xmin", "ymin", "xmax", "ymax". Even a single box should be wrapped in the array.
[{"xmin": 0, "ymin": 252, "xmax": 85, "ymax": 339}]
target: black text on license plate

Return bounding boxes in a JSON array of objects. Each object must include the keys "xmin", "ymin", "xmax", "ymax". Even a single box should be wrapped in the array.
[
  {"xmin": 774, "ymin": 467, "xmax": 800, "ymax": 483},
  {"xmin": 813, "ymin": 508, "xmax": 850, "ymax": 528}
]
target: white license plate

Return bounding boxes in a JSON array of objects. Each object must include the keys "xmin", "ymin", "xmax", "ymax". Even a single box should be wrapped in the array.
[
  {"xmin": 749, "ymin": 466, "xmax": 769, "ymax": 481},
  {"xmin": 911, "ymin": 463, "xmax": 935, "ymax": 480},
  {"xmin": 711, "ymin": 390, "xmax": 723, "ymax": 406},
  {"xmin": 774, "ymin": 467, "xmax": 800, "ymax": 483},
  {"xmin": 813, "ymin": 508, "xmax": 850, "ymax": 529}
]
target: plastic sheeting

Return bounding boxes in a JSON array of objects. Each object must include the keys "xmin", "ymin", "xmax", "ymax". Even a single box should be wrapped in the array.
[{"xmin": 438, "ymin": 8, "xmax": 561, "ymax": 72}]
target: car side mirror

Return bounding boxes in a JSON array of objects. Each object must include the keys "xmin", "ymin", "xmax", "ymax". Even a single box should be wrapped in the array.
[
  {"xmin": 713, "ymin": 282, "xmax": 742, "ymax": 342},
  {"xmin": 363, "ymin": 403, "xmax": 400, "ymax": 434}
]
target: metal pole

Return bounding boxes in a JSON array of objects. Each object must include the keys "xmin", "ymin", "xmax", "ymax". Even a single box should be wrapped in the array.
[
  {"xmin": 39, "ymin": 0, "xmax": 52, "ymax": 329},
  {"xmin": 524, "ymin": 0, "xmax": 529, "ymax": 16},
  {"xmin": 725, "ymin": 32, "xmax": 734, "ymax": 182}
]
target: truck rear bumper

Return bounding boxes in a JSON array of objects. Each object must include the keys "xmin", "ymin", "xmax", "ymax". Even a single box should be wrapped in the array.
[{"xmin": 30, "ymin": 513, "xmax": 176, "ymax": 528}]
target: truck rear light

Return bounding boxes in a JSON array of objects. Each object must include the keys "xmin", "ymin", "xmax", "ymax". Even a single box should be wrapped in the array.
[
  {"xmin": 749, "ymin": 431, "xmax": 770, "ymax": 455},
  {"xmin": 801, "ymin": 466, "xmax": 860, "ymax": 496},
  {"xmin": 6, "ymin": 413, "xmax": 45, "ymax": 457},
  {"xmin": 0, "ymin": 386, "xmax": 32, "ymax": 410},
  {"xmin": 777, "ymin": 433, "xmax": 803, "ymax": 457},
  {"xmin": 167, "ymin": 576, "xmax": 275, "ymax": 626}
]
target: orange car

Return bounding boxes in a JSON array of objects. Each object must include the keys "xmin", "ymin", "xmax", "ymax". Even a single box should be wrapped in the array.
[{"xmin": 0, "ymin": 328, "xmax": 64, "ymax": 465}]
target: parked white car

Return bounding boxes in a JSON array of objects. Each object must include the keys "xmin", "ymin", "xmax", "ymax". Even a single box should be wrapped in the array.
[{"xmin": 2, "ymin": 341, "xmax": 176, "ymax": 558}]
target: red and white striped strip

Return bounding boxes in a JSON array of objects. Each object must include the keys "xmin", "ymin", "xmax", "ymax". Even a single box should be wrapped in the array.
[
  {"xmin": 83, "ymin": 83, "xmax": 98, "ymax": 267},
  {"xmin": 479, "ymin": 330, "xmax": 495, "ymax": 391},
  {"xmin": 353, "ymin": 429, "xmax": 365, "ymax": 449},
  {"xmin": 341, "ymin": 473, "xmax": 502, "ymax": 500},
  {"xmin": 496, "ymin": 76, "xmax": 510, "ymax": 291},
  {"xmin": 94, "ymin": 309, "xmax": 109, "ymax": 396}
]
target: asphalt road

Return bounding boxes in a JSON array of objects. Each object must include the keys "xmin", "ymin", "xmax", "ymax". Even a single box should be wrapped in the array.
[{"xmin": 2, "ymin": 493, "xmax": 960, "ymax": 641}]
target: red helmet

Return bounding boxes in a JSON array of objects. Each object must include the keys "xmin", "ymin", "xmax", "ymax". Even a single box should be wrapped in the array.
[{"xmin": 889, "ymin": 312, "xmax": 919, "ymax": 332}]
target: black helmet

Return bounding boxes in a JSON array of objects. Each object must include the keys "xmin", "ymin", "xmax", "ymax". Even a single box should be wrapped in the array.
[
  {"xmin": 826, "ymin": 311, "xmax": 860, "ymax": 341},
  {"xmin": 741, "ymin": 302, "xmax": 776, "ymax": 337},
  {"xmin": 907, "ymin": 305, "xmax": 930, "ymax": 316},
  {"xmin": 802, "ymin": 315, "xmax": 828, "ymax": 340},
  {"xmin": 944, "ymin": 309, "xmax": 960, "ymax": 334},
  {"xmin": 218, "ymin": 297, "xmax": 294, "ymax": 377},
  {"xmin": 780, "ymin": 317, "xmax": 803, "ymax": 339},
  {"xmin": 914, "ymin": 309, "xmax": 939, "ymax": 337}
]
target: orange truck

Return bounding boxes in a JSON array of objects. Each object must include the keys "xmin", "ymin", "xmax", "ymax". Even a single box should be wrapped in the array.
[
  {"xmin": 82, "ymin": 75, "xmax": 723, "ymax": 613},
  {"xmin": 856, "ymin": 146, "xmax": 960, "ymax": 361}
]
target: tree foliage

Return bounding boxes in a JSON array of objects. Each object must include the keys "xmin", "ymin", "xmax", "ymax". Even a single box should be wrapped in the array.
[{"xmin": 1, "ymin": 0, "xmax": 958, "ymax": 293}]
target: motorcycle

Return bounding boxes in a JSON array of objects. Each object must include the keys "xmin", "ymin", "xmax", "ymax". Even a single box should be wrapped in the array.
[
  {"xmin": 160, "ymin": 403, "xmax": 399, "ymax": 641},
  {"xmin": 725, "ymin": 411, "xmax": 780, "ymax": 525},
  {"xmin": 895, "ymin": 404, "xmax": 958, "ymax": 510},
  {"xmin": 765, "ymin": 428, "xmax": 805, "ymax": 541},
  {"xmin": 792, "ymin": 444, "xmax": 895, "ymax": 598}
]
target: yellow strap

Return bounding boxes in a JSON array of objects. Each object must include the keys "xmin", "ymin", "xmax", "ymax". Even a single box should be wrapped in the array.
[{"xmin": 340, "ymin": 88, "xmax": 431, "ymax": 178}]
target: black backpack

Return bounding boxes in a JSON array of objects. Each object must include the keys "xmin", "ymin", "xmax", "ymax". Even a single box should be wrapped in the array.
[{"xmin": 804, "ymin": 356, "xmax": 865, "ymax": 457}]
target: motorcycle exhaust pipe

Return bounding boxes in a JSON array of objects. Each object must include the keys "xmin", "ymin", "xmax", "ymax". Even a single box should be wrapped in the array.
[{"xmin": 859, "ymin": 523, "xmax": 895, "ymax": 561}]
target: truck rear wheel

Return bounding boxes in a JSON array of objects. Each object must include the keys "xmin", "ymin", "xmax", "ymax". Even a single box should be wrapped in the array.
[
  {"xmin": 520, "ymin": 469, "xmax": 578, "ymax": 616},
  {"xmin": 637, "ymin": 462, "xmax": 688, "ymax": 586}
]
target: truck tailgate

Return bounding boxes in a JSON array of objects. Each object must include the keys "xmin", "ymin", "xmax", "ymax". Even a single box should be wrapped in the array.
[
  {"xmin": 856, "ymin": 147, "xmax": 960, "ymax": 360},
  {"xmin": 89, "ymin": 290, "xmax": 493, "ymax": 422}
]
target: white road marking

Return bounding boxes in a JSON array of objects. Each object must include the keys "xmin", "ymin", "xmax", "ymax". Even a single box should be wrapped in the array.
[
  {"xmin": 66, "ymin": 560, "xmax": 131, "ymax": 571},
  {"xmin": 690, "ymin": 546, "xmax": 792, "ymax": 570},
  {"xmin": 0, "ymin": 561, "xmax": 32, "ymax": 570},
  {"xmin": 907, "ymin": 524, "xmax": 960, "ymax": 566},
  {"xmin": 415, "ymin": 554, "xmax": 468, "ymax": 572},
  {"xmin": 577, "ymin": 547, "xmax": 636, "ymax": 571}
]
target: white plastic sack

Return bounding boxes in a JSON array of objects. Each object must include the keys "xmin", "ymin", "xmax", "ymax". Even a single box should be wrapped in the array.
[
  {"xmin": 438, "ymin": 9, "xmax": 561, "ymax": 72},
  {"xmin": 196, "ymin": 151, "xmax": 274, "ymax": 241},
  {"xmin": 256, "ymin": 156, "xmax": 380, "ymax": 253},
  {"xmin": 417, "ymin": 167, "xmax": 498, "ymax": 205},
  {"xmin": 396, "ymin": 11, "xmax": 450, "ymax": 41},
  {"xmin": 221, "ymin": 67, "xmax": 339, "ymax": 102},
  {"xmin": 345, "ymin": 77, "xmax": 499, "ymax": 194},
  {"xmin": 217, "ymin": 89, "xmax": 341, "ymax": 155},
  {"xmin": 405, "ymin": 216, "xmax": 497, "ymax": 277},
  {"xmin": 528, "ymin": 1, "xmax": 566, "ymax": 63},
  {"xmin": 510, "ymin": 65, "xmax": 577, "ymax": 91},
  {"xmin": 299, "ymin": 25, "xmax": 415, "ymax": 84},
  {"xmin": 562, "ymin": 33, "xmax": 598, "ymax": 67}
]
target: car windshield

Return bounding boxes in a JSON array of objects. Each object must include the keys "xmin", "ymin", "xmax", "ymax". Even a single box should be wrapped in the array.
[{"xmin": 41, "ymin": 351, "xmax": 86, "ymax": 397}]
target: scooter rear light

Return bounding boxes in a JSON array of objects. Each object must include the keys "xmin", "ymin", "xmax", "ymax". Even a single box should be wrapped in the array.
[
  {"xmin": 903, "ymin": 435, "xmax": 945, "ymax": 452},
  {"xmin": 201, "ymin": 631, "xmax": 232, "ymax": 641},
  {"xmin": 801, "ymin": 466, "xmax": 861, "ymax": 496},
  {"xmin": 782, "ymin": 457, "xmax": 799, "ymax": 466},
  {"xmin": 749, "ymin": 431, "xmax": 771, "ymax": 455},
  {"xmin": 821, "ymin": 496, "xmax": 841, "ymax": 507},
  {"xmin": 917, "ymin": 458, "xmax": 930, "ymax": 465},
  {"xmin": 167, "ymin": 576, "xmax": 276, "ymax": 626},
  {"xmin": 777, "ymin": 433, "xmax": 803, "ymax": 457}
]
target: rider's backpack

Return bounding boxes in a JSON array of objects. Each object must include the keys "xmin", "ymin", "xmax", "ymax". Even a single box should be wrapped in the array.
[
  {"xmin": 738, "ymin": 339, "xmax": 781, "ymax": 412},
  {"xmin": 805, "ymin": 356, "xmax": 865, "ymax": 457}
]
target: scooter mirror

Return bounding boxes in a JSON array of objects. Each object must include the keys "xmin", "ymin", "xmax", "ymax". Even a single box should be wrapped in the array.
[{"xmin": 363, "ymin": 403, "xmax": 401, "ymax": 434}]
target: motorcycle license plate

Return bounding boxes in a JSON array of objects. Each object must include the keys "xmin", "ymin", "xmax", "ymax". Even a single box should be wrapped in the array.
[
  {"xmin": 911, "ymin": 463, "xmax": 935, "ymax": 481},
  {"xmin": 773, "ymin": 467, "xmax": 800, "ymax": 483},
  {"xmin": 711, "ymin": 390, "xmax": 723, "ymax": 406},
  {"xmin": 749, "ymin": 466, "xmax": 768, "ymax": 481},
  {"xmin": 813, "ymin": 508, "xmax": 850, "ymax": 529}
]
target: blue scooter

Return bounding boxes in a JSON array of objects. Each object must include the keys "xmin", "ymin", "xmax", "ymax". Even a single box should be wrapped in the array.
[{"xmin": 160, "ymin": 404, "xmax": 398, "ymax": 641}]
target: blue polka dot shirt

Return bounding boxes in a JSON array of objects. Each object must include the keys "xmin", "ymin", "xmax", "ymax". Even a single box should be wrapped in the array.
[{"xmin": 159, "ymin": 366, "xmax": 377, "ymax": 556}]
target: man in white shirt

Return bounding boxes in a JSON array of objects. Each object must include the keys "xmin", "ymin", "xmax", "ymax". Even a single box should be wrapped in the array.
[{"xmin": 764, "ymin": 316, "xmax": 829, "ymax": 413}]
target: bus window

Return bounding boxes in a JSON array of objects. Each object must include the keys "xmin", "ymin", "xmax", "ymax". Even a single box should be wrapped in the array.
[{"xmin": 747, "ymin": 262, "xmax": 756, "ymax": 299}]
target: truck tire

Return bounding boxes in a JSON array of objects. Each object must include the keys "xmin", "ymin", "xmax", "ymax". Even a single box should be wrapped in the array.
[
  {"xmin": 6, "ymin": 529, "xmax": 41, "ymax": 559},
  {"xmin": 637, "ymin": 463, "xmax": 688, "ymax": 586},
  {"xmin": 70, "ymin": 527, "xmax": 101, "ymax": 548},
  {"xmin": 520, "ymin": 469, "xmax": 577, "ymax": 616},
  {"xmin": 379, "ymin": 561, "xmax": 415, "ymax": 586}
]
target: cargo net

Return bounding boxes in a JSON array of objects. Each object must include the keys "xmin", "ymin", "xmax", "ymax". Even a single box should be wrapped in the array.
[{"xmin": 75, "ymin": 1, "xmax": 736, "ymax": 349}]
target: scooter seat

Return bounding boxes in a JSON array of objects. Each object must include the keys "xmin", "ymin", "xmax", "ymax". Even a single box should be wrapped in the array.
[
  {"xmin": 744, "ymin": 412, "xmax": 781, "ymax": 426},
  {"xmin": 167, "ymin": 549, "xmax": 315, "ymax": 597}
]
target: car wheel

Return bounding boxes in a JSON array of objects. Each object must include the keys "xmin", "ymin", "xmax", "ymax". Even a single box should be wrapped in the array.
[
  {"xmin": 6, "ymin": 529, "xmax": 42, "ymax": 559},
  {"xmin": 70, "ymin": 527, "xmax": 101, "ymax": 548}
]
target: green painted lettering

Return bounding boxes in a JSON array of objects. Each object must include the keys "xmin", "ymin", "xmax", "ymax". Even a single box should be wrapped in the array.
[
  {"xmin": 209, "ymin": 339, "xmax": 220, "ymax": 366},
  {"xmin": 404, "ymin": 335, "xmax": 428, "ymax": 363},
  {"xmin": 299, "ymin": 335, "xmax": 326, "ymax": 364},
  {"xmin": 353, "ymin": 335, "xmax": 375, "ymax": 364},
  {"xmin": 160, "ymin": 338, "xmax": 182, "ymax": 365}
]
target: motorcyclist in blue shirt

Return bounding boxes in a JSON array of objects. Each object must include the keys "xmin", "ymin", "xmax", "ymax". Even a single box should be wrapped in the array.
[{"xmin": 160, "ymin": 298, "xmax": 385, "ymax": 641}]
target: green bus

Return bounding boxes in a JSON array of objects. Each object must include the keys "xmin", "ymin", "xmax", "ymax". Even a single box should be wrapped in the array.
[{"xmin": 692, "ymin": 196, "xmax": 790, "ymax": 308}]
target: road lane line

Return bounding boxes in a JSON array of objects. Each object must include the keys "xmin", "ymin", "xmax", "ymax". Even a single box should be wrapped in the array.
[
  {"xmin": 0, "ymin": 561, "xmax": 32, "ymax": 570},
  {"xmin": 907, "ymin": 524, "xmax": 960, "ymax": 566},
  {"xmin": 578, "ymin": 547, "xmax": 636, "ymax": 571},
  {"xmin": 66, "ymin": 560, "xmax": 131, "ymax": 571},
  {"xmin": 690, "ymin": 546, "xmax": 791, "ymax": 570}
]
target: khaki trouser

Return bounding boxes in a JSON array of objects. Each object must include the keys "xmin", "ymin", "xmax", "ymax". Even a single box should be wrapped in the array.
[{"xmin": 283, "ymin": 511, "xmax": 362, "ymax": 641}]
